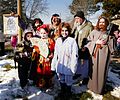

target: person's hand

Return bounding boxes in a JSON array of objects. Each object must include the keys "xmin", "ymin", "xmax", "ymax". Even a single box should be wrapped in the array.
[
  {"xmin": 44, "ymin": 58, "xmax": 50, "ymax": 62},
  {"xmin": 101, "ymin": 40, "xmax": 107, "ymax": 45},
  {"xmin": 96, "ymin": 39, "xmax": 102, "ymax": 44},
  {"xmin": 96, "ymin": 39, "xmax": 107, "ymax": 45}
]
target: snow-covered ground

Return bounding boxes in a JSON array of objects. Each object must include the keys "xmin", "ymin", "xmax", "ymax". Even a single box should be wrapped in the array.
[
  {"xmin": 0, "ymin": 55, "xmax": 57, "ymax": 100},
  {"xmin": 0, "ymin": 54, "xmax": 120, "ymax": 100},
  {"xmin": 0, "ymin": 2, "xmax": 120, "ymax": 100}
]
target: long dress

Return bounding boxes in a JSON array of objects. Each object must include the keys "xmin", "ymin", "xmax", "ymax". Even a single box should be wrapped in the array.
[
  {"xmin": 86, "ymin": 30, "xmax": 114, "ymax": 94},
  {"xmin": 30, "ymin": 37, "xmax": 55, "ymax": 88}
]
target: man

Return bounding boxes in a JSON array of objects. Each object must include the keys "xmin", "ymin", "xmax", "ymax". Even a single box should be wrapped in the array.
[
  {"xmin": 71, "ymin": 10, "xmax": 93, "ymax": 49},
  {"xmin": 49, "ymin": 14, "xmax": 61, "ymax": 41},
  {"xmin": 71, "ymin": 10, "xmax": 93, "ymax": 85},
  {"xmin": 86, "ymin": 16, "xmax": 115, "ymax": 94}
]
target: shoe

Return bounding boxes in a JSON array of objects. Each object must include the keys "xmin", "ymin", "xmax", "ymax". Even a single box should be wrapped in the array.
[{"xmin": 22, "ymin": 85, "xmax": 30, "ymax": 95}]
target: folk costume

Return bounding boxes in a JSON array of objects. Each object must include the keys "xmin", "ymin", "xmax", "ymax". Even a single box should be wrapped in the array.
[
  {"xmin": 86, "ymin": 16, "xmax": 115, "ymax": 94},
  {"xmin": 30, "ymin": 24, "xmax": 55, "ymax": 88}
]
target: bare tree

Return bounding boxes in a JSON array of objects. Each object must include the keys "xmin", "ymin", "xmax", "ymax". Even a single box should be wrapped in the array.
[
  {"xmin": 24, "ymin": 0, "xmax": 48, "ymax": 19},
  {"xmin": 69, "ymin": 0, "xmax": 96, "ymax": 15}
]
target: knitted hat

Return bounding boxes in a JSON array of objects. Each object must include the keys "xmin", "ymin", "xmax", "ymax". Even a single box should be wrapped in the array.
[
  {"xmin": 24, "ymin": 29, "xmax": 33, "ymax": 35},
  {"xmin": 74, "ymin": 11, "xmax": 85, "ymax": 19},
  {"xmin": 23, "ymin": 29, "xmax": 33, "ymax": 40}
]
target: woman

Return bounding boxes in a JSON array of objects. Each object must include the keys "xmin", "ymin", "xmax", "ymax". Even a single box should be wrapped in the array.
[
  {"xmin": 86, "ymin": 16, "xmax": 115, "ymax": 94},
  {"xmin": 51, "ymin": 22, "xmax": 78, "ymax": 98},
  {"xmin": 32, "ymin": 18, "xmax": 43, "ymax": 32},
  {"xmin": 49, "ymin": 14, "xmax": 62, "ymax": 41}
]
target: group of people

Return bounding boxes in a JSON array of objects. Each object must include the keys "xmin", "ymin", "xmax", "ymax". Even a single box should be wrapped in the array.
[{"xmin": 13, "ymin": 10, "xmax": 119, "ymax": 99}]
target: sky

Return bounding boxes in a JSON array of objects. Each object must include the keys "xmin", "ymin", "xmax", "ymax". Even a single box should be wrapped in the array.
[
  {"xmin": 40, "ymin": 0, "xmax": 73, "ymax": 24},
  {"xmin": 39, "ymin": 1, "xmax": 104, "ymax": 26},
  {"xmin": 0, "ymin": 1, "xmax": 120, "ymax": 99}
]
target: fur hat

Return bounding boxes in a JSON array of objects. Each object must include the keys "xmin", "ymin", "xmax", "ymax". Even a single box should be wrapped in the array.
[{"xmin": 74, "ymin": 11, "xmax": 85, "ymax": 19}]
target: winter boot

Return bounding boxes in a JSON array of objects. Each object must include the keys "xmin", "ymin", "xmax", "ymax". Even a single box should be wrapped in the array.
[
  {"xmin": 82, "ymin": 78, "xmax": 89, "ymax": 85},
  {"xmin": 58, "ymin": 83, "xmax": 66, "ymax": 99},
  {"xmin": 65, "ymin": 85, "xmax": 72, "ymax": 100}
]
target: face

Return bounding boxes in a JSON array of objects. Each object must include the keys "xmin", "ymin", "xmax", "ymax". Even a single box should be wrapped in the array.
[
  {"xmin": 35, "ymin": 22, "xmax": 40, "ymax": 27},
  {"xmin": 118, "ymin": 31, "xmax": 120, "ymax": 37},
  {"xmin": 26, "ymin": 33, "xmax": 33, "ymax": 41},
  {"xmin": 114, "ymin": 30, "xmax": 119, "ymax": 38},
  {"xmin": 39, "ymin": 28, "xmax": 48, "ymax": 39},
  {"xmin": 52, "ymin": 17, "xmax": 60, "ymax": 25},
  {"xmin": 35, "ymin": 20, "xmax": 41, "ymax": 27},
  {"xmin": 61, "ymin": 27, "xmax": 69, "ymax": 38},
  {"xmin": 74, "ymin": 16, "xmax": 84, "ymax": 25},
  {"xmin": 98, "ymin": 18, "xmax": 106, "ymax": 30}
]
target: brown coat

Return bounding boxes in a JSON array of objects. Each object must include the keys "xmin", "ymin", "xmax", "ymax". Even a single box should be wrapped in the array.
[
  {"xmin": 86, "ymin": 30, "xmax": 114, "ymax": 94},
  {"xmin": 71, "ymin": 20, "xmax": 93, "ymax": 49}
]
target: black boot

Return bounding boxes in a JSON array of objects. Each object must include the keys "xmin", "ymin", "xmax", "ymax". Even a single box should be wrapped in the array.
[
  {"xmin": 82, "ymin": 78, "xmax": 89, "ymax": 85},
  {"xmin": 58, "ymin": 83, "xmax": 66, "ymax": 99},
  {"xmin": 65, "ymin": 85, "xmax": 72, "ymax": 100}
]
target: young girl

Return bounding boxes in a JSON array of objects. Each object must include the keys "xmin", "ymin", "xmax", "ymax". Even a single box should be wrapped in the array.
[
  {"xmin": 51, "ymin": 22, "xmax": 78, "ymax": 99},
  {"xmin": 30, "ymin": 24, "xmax": 55, "ymax": 89}
]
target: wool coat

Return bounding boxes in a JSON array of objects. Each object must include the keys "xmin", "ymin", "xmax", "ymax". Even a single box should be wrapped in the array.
[{"xmin": 71, "ymin": 20, "xmax": 93, "ymax": 49}]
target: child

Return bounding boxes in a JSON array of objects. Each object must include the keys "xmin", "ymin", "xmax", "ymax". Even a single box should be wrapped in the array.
[
  {"xmin": 15, "ymin": 29, "xmax": 33, "ymax": 91},
  {"xmin": 30, "ymin": 24, "xmax": 55, "ymax": 89},
  {"xmin": 51, "ymin": 22, "xmax": 78, "ymax": 99}
]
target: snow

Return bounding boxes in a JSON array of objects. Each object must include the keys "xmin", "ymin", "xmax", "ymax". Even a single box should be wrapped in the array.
[
  {"xmin": 0, "ymin": 2, "xmax": 120, "ymax": 100},
  {"xmin": 0, "ymin": 55, "xmax": 120, "ymax": 100},
  {"xmin": 0, "ymin": 59, "xmax": 55, "ymax": 100},
  {"xmin": 87, "ymin": 2, "xmax": 105, "ymax": 26}
]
